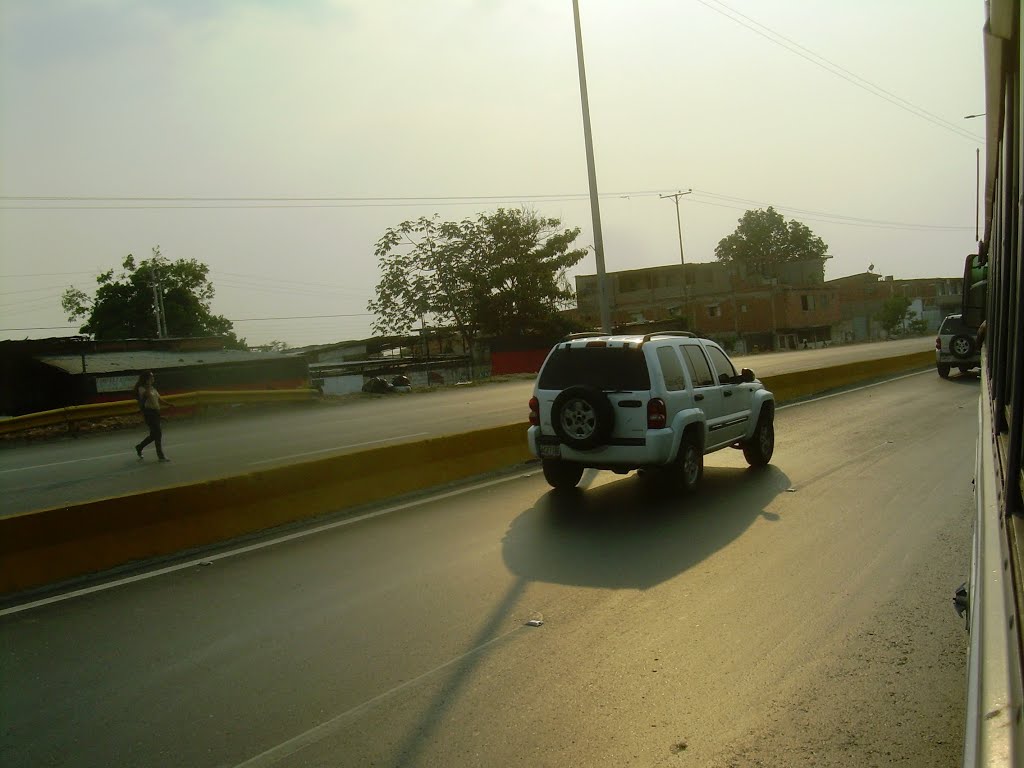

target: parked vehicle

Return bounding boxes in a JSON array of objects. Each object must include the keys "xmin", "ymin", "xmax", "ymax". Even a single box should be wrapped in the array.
[
  {"xmin": 935, "ymin": 313, "xmax": 980, "ymax": 378},
  {"xmin": 527, "ymin": 331, "xmax": 775, "ymax": 491}
]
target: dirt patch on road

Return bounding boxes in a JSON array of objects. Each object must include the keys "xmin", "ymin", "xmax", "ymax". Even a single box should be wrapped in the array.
[{"xmin": 704, "ymin": 526, "xmax": 968, "ymax": 767}]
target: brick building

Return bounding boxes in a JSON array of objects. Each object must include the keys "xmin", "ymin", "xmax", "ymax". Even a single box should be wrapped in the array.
[
  {"xmin": 825, "ymin": 272, "xmax": 962, "ymax": 341},
  {"xmin": 574, "ymin": 258, "xmax": 839, "ymax": 352}
]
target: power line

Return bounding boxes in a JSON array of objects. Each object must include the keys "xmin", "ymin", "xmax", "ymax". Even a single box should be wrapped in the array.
[
  {"xmin": 688, "ymin": 190, "xmax": 973, "ymax": 230},
  {"xmin": 0, "ymin": 270, "xmax": 101, "ymax": 278},
  {"xmin": 0, "ymin": 311, "xmax": 374, "ymax": 332},
  {"xmin": 695, "ymin": 0, "xmax": 983, "ymax": 144},
  {"xmin": 0, "ymin": 325, "xmax": 79, "ymax": 331},
  {"xmin": 232, "ymin": 313, "xmax": 373, "ymax": 322},
  {"xmin": 0, "ymin": 188, "xmax": 972, "ymax": 231}
]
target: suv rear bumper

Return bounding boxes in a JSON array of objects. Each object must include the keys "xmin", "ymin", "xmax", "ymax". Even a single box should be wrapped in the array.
[
  {"xmin": 528, "ymin": 425, "xmax": 676, "ymax": 467},
  {"xmin": 937, "ymin": 351, "xmax": 980, "ymax": 365}
]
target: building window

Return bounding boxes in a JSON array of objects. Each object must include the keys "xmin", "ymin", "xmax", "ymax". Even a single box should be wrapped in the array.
[
  {"xmin": 801, "ymin": 294, "xmax": 815, "ymax": 311},
  {"xmin": 619, "ymin": 275, "xmax": 642, "ymax": 292},
  {"xmin": 707, "ymin": 304, "xmax": 721, "ymax": 318},
  {"xmin": 740, "ymin": 304, "xmax": 748, "ymax": 313}
]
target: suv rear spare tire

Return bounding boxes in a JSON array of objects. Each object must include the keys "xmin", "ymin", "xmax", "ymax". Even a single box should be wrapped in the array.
[
  {"xmin": 951, "ymin": 334, "xmax": 975, "ymax": 359},
  {"xmin": 551, "ymin": 385, "xmax": 615, "ymax": 450}
]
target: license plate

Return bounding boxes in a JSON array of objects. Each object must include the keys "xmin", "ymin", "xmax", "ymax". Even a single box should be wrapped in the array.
[{"xmin": 539, "ymin": 443, "xmax": 561, "ymax": 459}]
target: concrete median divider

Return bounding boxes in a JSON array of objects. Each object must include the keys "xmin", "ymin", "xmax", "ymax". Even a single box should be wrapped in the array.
[
  {"xmin": 0, "ymin": 388, "xmax": 320, "ymax": 437},
  {"xmin": 0, "ymin": 423, "xmax": 533, "ymax": 595},
  {"xmin": 759, "ymin": 349, "xmax": 934, "ymax": 402},
  {"xmin": 0, "ymin": 350, "xmax": 934, "ymax": 597}
]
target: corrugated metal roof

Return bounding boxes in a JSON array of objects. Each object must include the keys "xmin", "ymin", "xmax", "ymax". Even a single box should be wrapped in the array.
[{"xmin": 38, "ymin": 349, "xmax": 287, "ymax": 375}]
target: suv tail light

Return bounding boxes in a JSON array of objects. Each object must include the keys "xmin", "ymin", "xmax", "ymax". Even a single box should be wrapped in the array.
[
  {"xmin": 647, "ymin": 398, "xmax": 667, "ymax": 429},
  {"xmin": 935, "ymin": 336, "xmax": 941, "ymax": 350},
  {"xmin": 529, "ymin": 396, "xmax": 540, "ymax": 426}
]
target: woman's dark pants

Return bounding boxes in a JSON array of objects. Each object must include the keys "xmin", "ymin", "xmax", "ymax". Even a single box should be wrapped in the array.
[{"xmin": 137, "ymin": 409, "xmax": 165, "ymax": 459}]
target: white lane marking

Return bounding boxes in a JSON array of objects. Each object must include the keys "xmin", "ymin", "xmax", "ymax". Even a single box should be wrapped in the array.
[
  {"xmin": 0, "ymin": 432, "xmax": 430, "ymax": 474},
  {"xmin": 0, "ymin": 470, "xmax": 533, "ymax": 617},
  {"xmin": 247, "ymin": 433, "xmax": 429, "ymax": 465},
  {"xmin": 775, "ymin": 369, "xmax": 930, "ymax": 410},
  {"xmin": 0, "ymin": 451, "xmax": 138, "ymax": 474},
  {"xmin": 231, "ymin": 625, "xmax": 523, "ymax": 767}
]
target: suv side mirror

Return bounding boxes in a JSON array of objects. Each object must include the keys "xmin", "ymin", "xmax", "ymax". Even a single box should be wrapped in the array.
[
  {"xmin": 720, "ymin": 373, "xmax": 733, "ymax": 385},
  {"xmin": 962, "ymin": 252, "xmax": 987, "ymax": 329},
  {"xmin": 741, "ymin": 368, "xmax": 755, "ymax": 383}
]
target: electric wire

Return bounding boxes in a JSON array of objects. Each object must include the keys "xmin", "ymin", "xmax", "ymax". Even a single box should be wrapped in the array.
[{"xmin": 695, "ymin": 0, "xmax": 982, "ymax": 144}]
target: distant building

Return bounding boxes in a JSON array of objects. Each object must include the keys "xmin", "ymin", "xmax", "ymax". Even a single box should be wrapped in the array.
[
  {"xmin": 573, "ymin": 258, "xmax": 839, "ymax": 351},
  {"xmin": 824, "ymin": 272, "xmax": 962, "ymax": 341},
  {"xmin": 0, "ymin": 336, "xmax": 306, "ymax": 416}
]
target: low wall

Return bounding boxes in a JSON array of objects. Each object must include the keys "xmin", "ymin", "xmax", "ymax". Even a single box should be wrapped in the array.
[
  {"xmin": 0, "ymin": 351, "xmax": 935, "ymax": 597},
  {"xmin": 762, "ymin": 350, "xmax": 934, "ymax": 402}
]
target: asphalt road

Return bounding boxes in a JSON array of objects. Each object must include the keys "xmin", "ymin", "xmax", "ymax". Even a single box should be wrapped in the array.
[
  {"xmin": 0, "ymin": 366, "xmax": 975, "ymax": 767},
  {"xmin": 0, "ymin": 339, "xmax": 932, "ymax": 516}
]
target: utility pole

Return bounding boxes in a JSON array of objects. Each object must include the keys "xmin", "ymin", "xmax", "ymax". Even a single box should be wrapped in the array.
[
  {"xmin": 151, "ymin": 247, "xmax": 169, "ymax": 338},
  {"xmin": 572, "ymin": 0, "xmax": 611, "ymax": 334},
  {"xmin": 149, "ymin": 262, "xmax": 163, "ymax": 339},
  {"xmin": 660, "ymin": 189, "xmax": 693, "ymax": 329},
  {"xmin": 976, "ymin": 146, "xmax": 980, "ymax": 243}
]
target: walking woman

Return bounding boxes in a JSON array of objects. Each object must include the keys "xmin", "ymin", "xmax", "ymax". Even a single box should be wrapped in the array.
[{"xmin": 134, "ymin": 371, "xmax": 173, "ymax": 462}]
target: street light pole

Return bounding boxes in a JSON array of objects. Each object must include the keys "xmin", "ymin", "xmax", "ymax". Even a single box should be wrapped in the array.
[
  {"xmin": 660, "ymin": 189, "xmax": 693, "ymax": 329},
  {"xmin": 965, "ymin": 113, "xmax": 985, "ymax": 243},
  {"xmin": 572, "ymin": 0, "xmax": 611, "ymax": 334}
]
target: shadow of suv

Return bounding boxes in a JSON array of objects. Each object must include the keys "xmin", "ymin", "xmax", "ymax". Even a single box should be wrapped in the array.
[{"xmin": 935, "ymin": 313, "xmax": 980, "ymax": 378}]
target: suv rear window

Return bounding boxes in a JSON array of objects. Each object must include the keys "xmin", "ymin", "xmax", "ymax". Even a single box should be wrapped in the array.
[
  {"xmin": 939, "ymin": 315, "xmax": 965, "ymax": 334},
  {"xmin": 538, "ymin": 346, "xmax": 651, "ymax": 391}
]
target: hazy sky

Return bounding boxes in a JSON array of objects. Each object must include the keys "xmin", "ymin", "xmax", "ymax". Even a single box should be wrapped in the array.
[{"xmin": 0, "ymin": 0, "xmax": 985, "ymax": 347}]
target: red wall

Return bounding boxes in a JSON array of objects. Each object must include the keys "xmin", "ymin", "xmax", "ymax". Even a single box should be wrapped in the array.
[{"xmin": 491, "ymin": 349, "xmax": 548, "ymax": 375}]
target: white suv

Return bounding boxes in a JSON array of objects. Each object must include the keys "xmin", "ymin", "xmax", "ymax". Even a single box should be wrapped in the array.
[
  {"xmin": 527, "ymin": 331, "xmax": 776, "ymax": 491},
  {"xmin": 935, "ymin": 313, "xmax": 980, "ymax": 378}
]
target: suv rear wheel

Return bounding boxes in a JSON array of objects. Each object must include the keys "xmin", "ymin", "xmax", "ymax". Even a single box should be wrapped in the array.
[
  {"xmin": 542, "ymin": 459, "xmax": 584, "ymax": 490},
  {"xmin": 937, "ymin": 363, "xmax": 951, "ymax": 378},
  {"xmin": 676, "ymin": 432, "xmax": 704, "ymax": 493}
]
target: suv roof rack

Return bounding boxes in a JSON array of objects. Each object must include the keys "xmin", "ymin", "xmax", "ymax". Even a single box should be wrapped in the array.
[
  {"xmin": 559, "ymin": 331, "xmax": 609, "ymax": 342},
  {"xmin": 641, "ymin": 331, "xmax": 695, "ymax": 344}
]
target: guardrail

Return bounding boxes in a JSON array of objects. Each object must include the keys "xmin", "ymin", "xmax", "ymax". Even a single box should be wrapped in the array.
[{"xmin": 0, "ymin": 388, "xmax": 321, "ymax": 437}]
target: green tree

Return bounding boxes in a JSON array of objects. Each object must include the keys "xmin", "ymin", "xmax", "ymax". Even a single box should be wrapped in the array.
[
  {"xmin": 876, "ymin": 295, "xmax": 913, "ymax": 336},
  {"xmin": 368, "ymin": 208, "xmax": 587, "ymax": 350},
  {"xmin": 62, "ymin": 247, "xmax": 244, "ymax": 347},
  {"xmin": 715, "ymin": 206, "xmax": 829, "ymax": 276}
]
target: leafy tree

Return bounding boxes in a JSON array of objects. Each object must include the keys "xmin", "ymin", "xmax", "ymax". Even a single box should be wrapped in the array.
[
  {"xmin": 368, "ymin": 208, "xmax": 587, "ymax": 351},
  {"xmin": 715, "ymin": 206, "xmax": 829, "ymax": 276},
  {"xmin": 876, "ymin": 295, "xmax": 913, "ymax": 336},
  {"xmin": 261, "ymin": 340, "xmax": 291, "ymax": 352},
  {"xmin": 62, "ymin": 247, "xmax": 244, "ymax": 348}
]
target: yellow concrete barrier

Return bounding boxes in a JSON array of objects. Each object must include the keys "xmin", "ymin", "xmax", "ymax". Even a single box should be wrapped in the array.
[
  {"xmin": 0, "ymin": 423, "xmax": 531, "ymax": 595},
  {"xmin": 759, "ymin": 350, "xmax": 934, "ymax": 403},
  {"xmin": 0, "ymin": 351, "xmax": 934, "ymax": 596},
  {"xmin": 0, "ymin": 389, "xmax": 320, "ymax": 436}
]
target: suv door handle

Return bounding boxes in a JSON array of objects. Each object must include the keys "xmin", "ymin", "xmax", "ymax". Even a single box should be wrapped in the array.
[
  {"xmin": 724, "ymin": 390, "xmax": 733, "ymax": 398},
  {"xmin": 694, "ymin": 393, "xmax": 704, "ymax": 401}
]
